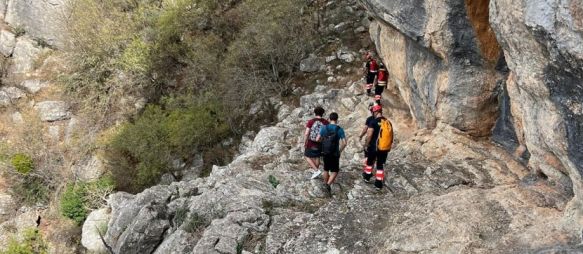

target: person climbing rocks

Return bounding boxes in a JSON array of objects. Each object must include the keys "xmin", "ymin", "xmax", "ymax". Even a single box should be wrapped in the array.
[
  {"xmin": 317, "ymin": 112, "xmax": 347, "ymax": 195},
  {"xmin": 363, "ymin": 52, "xmax": 378, "ymax": 96},
  {"xmin": 362, "ymin": 104, "xmax": 394, "ymax": 190},
  {"xmin": 359, "ymin": 102, "xmax": 376, "ymax": 166},
  {"xmin": 374, "ymin": 63, "xmax": 389, "ymax": 104},
  {"xmin": 304, "ymin": 106, "xmax": 329, "ymax": 179}
]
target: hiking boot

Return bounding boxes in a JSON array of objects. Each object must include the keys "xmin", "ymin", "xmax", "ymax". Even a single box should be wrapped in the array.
[
  {"xmin": 311, "ymin": 170, "xmax": 322, "ymax": 179},
  {"xmin": 362, "ymin": 173, "xmax": 372, "ymax": 183},
  {"xmin": 374, "ymin": 180, "xmax": 383, "ymax": 189},
  {"xmin": 325, "ymin": 184, "xmax": 332, "ymax": 196}
]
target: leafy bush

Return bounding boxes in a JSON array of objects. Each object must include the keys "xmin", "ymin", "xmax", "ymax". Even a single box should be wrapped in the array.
[
  {"xmin": 1, "ymin": 228, "xmax": 48, "ymax": 254},
  {"xmin": 60, "ymin": 177, "xmax": 114, "ymax": 225},
  {"xmin": 11, "ymin": 175, "xmax": 49, "ymax": 205},
  {"xmin": 10, "ymin": 154, "xmax": 34, "ymax": 174},
  {"xmin": 60, "ymin": 184, "xmax": 87, "ymax": 225},
  {"xmin": 106, "ymin": 97, "xmax": 230, "ymax": 193},
  {"xmin": 268, "ymin": 175, "xmax": 279, "ymax": 188}
]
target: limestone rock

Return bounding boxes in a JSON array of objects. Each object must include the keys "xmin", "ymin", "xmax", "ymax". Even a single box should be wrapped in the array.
[
  {"xmin": 1, "ymin": 86, "xmax": 25, "ymax": 100},
  {"xmin": 0, "ymin": 91, "xmax": 9, "ymax": 106},
  {"xmin": 20, "ymin": 80, "xmax": 49, "ymax": 94},
  {"xmin": 9, "ymin": 37, "xmax": 41, "ymax": 75},
  {"xmin": 34, "ymin": 101, "xmax": 70, "ymax": 122},
  {"xmin": 364, "ymin": 0, "xmax": 503, "ymax": 136},
  {"xmin": 300, "ymin": 56, "xmax": 325, "ymax": 73},
  {"xmin": 251, "ymin": 127, "xmax": 288, "ymax": 155},
  {"xmin": 73, "ymin": 156, "xmax": 104, "ymax": 181},
  {"xmin": 5, "ymin": 0, "xmax": 69, "ymax": 48},
  {"xmin": 490, "ymin": 0, "xmax": 583, "ymax": 206},
  {"xmin": 0, "ymin": 193, "xmax": 15, "ymax": 218},
  {"xmin": 11, "ymin": 111, "xmax": 23, "ymax": 124},
  {"xmin": 81, "ymin": 208, "xmax": 110, "ymax": 253},
  {"xmin": 0, "ymin": 29, "xmax": 16, "ymax": 57}
]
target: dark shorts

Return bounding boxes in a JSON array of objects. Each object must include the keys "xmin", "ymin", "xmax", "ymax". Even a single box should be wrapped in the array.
[
  {"xmin": 366, "ymin": 149, "xmax": 388, "ymax": 170},
  {"xmin": 375, "ymin": 85, "xmax": 385, "ymax": 95},
  {"xmin": 323, "ymin": 155, "xmax": 340, "ymax": 172},
  {"xmin": 366, "ymin": 72, "xmax": 377, "ymax": 84},
  {"xmin": 304, "ymin": 147, "xmax": 321, "ymax": 158}
]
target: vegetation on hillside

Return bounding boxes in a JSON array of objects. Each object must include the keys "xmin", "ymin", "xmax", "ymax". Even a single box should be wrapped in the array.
[{"xmin": 63, "ymin": 0, "xmax": 319, "ymax": 192}]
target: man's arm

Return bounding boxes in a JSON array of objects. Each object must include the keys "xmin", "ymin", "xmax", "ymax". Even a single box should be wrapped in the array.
[
  {"xmin": 339, "ymin": 138, "xmax": 347, "ymax": 152},
  {"xmin": 303, "ymin": 127, "xmax": 311, "ymax": 145},
  {"xmin": 359, "ymin": 125, "xmax": 368, "ymax": 140},
  {"xmin": 364, "ymin": 127, "xmax": 374, "ymax": 149}
]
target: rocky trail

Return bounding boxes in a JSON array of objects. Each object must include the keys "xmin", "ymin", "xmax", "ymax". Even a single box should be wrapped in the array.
[{"xmin": 83, "ymin": 76, "xmax": 582, "ymax": 253}]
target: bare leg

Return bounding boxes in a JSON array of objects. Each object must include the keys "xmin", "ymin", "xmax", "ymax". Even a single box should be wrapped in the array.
[
  {"xmin": 313, "ymin": 157, "xmax": 320, "ymax": 169},
  {"xmin": 305, "ymin": 156, "xmax": 318, "ymax": 170},
  {"xmin": 327, "ymin": 172, "xmax": 338, "ymax": 185},
  {"xmin": 323, "ymin": 170, "xmax": 330, "ymax": 183}
]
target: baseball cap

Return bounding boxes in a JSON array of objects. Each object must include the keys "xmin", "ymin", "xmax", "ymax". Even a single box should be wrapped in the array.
[{"xmin": 372, "ymin": 104, "xmax": 382, "ymax": 112}]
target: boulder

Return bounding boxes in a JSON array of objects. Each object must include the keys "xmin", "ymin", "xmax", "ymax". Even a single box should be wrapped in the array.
[
  {"xmin": 251, "ymin": 127, "xmax": 288, "ymax": 154},
  {"xmin": 9, "ymin": 37, "xmax": 41, "ymax": 75},
  {"xmin": 1, "ymin": 86, "xmax": 25, "ymax": 100},
  {"xmin": 300, "ymin": 56, "xmax": 325, "ymax": 73},
  {"xmin": 20, "ymin": 80, "xmax": 49, "ymax": 94},
  {"xmin": 4, "ymin": 0, "xmax": 69, "ymax": 48},
  {"xmin": 81, "ymin": 208, "xmax": 110, "ymax": 253},
  {"xmin": 0, "ymin": 193, "xmax": 15, "ymax": 218},
  {"xmin": 34, "ymin": 101, "xmax": 70, "ymax": 122},
  {"xmin": 73, "ymin": 156, "xmax": 105, "ymax": 181},
  {"xmin": 0, "ymin": 29, "xmax": 16, "ymax": 57},
  {"xmin": 0, "ymin": 90, "xmax": 9, "ymax": 106}
]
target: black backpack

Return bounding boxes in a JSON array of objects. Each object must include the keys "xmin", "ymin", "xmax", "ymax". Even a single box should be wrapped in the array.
[{"xmin": 321, "ymin": 125, "xmax": 340, "ymax": 156}]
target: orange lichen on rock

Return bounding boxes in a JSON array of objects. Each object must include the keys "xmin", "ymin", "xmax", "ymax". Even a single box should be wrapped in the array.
[{"xmin": 465, "ymin": 0, "xmax": 501, "ymax": 63}]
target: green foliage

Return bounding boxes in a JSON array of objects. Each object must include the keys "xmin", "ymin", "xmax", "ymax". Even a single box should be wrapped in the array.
[
  {"xmin": 183, "ymin": 212, "xmax": 208, "ymax": 233},
  {"xmin": 173, "ymin": 206, "xmax": 189, "ymax": 228},
  {"xmin": 1, "ymin": 228, "xmax": 48, "ymax": 254},
  {"xmin": 60, "ymin": 184, "xmax": 87, "ymax": 225},
  {"xmin": 13, "ymin": 26, "xmax": 25, "ymax": 37},
  {"xmin": 11, "ymin": 175, "xmax": 49, "ymax": 205},
  {"xmin": 10, "ymin": 154, "xmax": 34, "ymax": 175},
  {"xmin": 60, "ymin": 177, "xmax": 114, "ymax": 225},
  {"xmin": 268, "ymin": 175, "xmax": 279, "ymax": 189},
  {"xmin": 106, "ymin": 96, "xmax": 230, "ymax": 193}
]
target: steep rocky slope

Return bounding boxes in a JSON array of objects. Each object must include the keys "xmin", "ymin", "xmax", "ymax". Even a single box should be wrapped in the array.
[{"xmin": 86, "ymin": 77, "xmax": 580, "ymax": 253}]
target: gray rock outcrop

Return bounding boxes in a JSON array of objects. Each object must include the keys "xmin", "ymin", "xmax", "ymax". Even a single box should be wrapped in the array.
[
  {"xmin": 300, "ymin": 56, "xmax": 325, "ymax": 72},
  {"xmin": 34, "ymin": 101, "xmax": 71, "ymax": 122},
  {"xmin": 4, "ymin": 0, "xmax": 69, "ymax": 48},
  {"xmin": 9, "ymin": 37, "xmax": 41, "ymax": 75},
  {"xmin": 489, "ymin": 0, "xmax": 583, "ymax": 210},
  {"xmin": 81, "ymin": 208, "xmax": 110, "ymax": 253},
  {"xmin": 0, "ymin": 29, "xmax": 16, "ymax": 57}
]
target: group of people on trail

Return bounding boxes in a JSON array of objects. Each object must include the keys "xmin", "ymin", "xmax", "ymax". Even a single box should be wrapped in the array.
[
  {"xmin": 302, "ymin": 103, "xmax": 393, "ymax": 194},
  {"xmin": 364, "ymin": 52, "xmax": 389, "ymax": 105},
  {"xmin": 303, "ymin": 107, "xmax": 347, "ymax": 193},
  {"xmin": 301, "ymin": 51, "xmax": 394, "ymax": 195}
]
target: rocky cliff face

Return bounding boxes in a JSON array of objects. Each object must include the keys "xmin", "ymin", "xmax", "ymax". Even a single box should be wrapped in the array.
[{"xmin": 364, "ymin": 0, "xmax": 583, "ymax": 230}]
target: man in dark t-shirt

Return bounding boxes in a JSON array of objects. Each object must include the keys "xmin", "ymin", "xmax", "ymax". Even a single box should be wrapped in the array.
[
  {"xmin": 317, "ymin": 112, "xmax": 347, "ymax": 195},
  {"xmin": 362, "ymin": 104, "xmax": 389, "ymax": 189},
  {"xmin": 304, "ymin": 106, "xmax": 329, "ymax": 179},
  {"xmin": 359, "ymin": 103, "xmax": 375, "ymax": 166}
]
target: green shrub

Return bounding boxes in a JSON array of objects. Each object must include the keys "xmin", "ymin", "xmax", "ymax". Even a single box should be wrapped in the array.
[
  {"xmin": 10, "ymin": 154, "xmax": 34, "ymax": 175},
  {"xmin": 1, "ymin": 228, "xmax": 48, "ymax": 254},
  {"xmin": 60, "ymin": 177, "xmax": 114, "ymax": 225},
  {"xmin": 60, "ymin": 184, "xmax": 87, "ymax": 225},
  {"xmin": 13, "ymin": 26, "xmax": 25, "ymax": 37},
  {"xmin": 183, "ymin": 212, "xmax": 208, "ymax": 233},
  {"xmin": 106, "ymin": 97, "xmax": 230, "ymax": 193},
  {"xmin": 268, "ymin": 175, "xmax": 279, "ymax": 188},
  {"xmin": 11, "ymin": 175, "xmax": 49, "ymax": 205}
]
